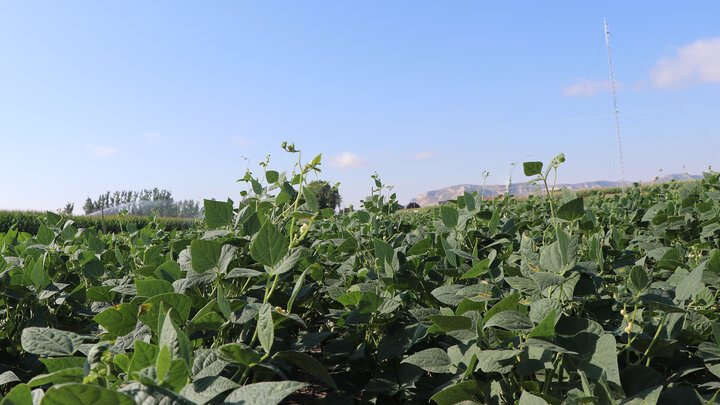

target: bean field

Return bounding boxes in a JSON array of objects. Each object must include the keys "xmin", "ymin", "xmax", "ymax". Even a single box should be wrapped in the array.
[{"xmin": 2, "ymin": 150, "xmax": 720, "ymax": 405}]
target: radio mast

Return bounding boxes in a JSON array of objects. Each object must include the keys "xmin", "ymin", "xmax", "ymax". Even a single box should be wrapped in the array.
[{"xmin": 604, "ymin": 19, "xmax": 627, "ymax": 190}]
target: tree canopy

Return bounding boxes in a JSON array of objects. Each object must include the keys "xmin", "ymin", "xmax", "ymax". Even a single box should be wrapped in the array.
[
  {"xmin": 83, "ymin": 188, "xmax": 200, "ymax": 218},
  {"xmin": 306, "ymin": 181, "xmax": 341, "ymax": 210}
]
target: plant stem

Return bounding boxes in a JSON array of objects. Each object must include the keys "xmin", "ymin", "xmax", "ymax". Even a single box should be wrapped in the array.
[{"xmin": 637, "ymin": 312, "xmax": 668, "ymax": 366}]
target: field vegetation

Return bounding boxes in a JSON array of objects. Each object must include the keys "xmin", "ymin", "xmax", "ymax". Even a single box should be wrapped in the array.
[{"xmin": 1, "ymin": 145, "xmax": 720, "ymax": 404}]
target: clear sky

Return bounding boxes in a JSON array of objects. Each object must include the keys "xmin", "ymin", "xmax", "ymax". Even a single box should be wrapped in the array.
[{"xmin": 2, "ymin": 2, "xmax": 719, "ymax": 211}]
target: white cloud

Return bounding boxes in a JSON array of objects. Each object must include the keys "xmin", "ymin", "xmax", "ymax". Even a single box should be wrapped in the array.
[
  {"xmin": 412, "ymin": 151, "xmax": 436, "ymax": 160},
  {"xmin": 86, "ymin": 144, "xmax": 118, "ymax": 158},
  {"xmin": 562, "ymin": 79, "xmax": 621, "ymax": 97},
  {"xmin": 328, "ymin": 152, "xmax": 366, "ymax": 168},
  {"xmin": 231, "ymin": 136, "xmax": 250, "ymax": 147},
  {"xmin": 650, "ymin": 37, "xmax": 720, "ymax": 89}
]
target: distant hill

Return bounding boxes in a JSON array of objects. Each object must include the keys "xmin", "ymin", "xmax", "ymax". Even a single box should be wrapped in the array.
[{"xmin": 409, "ymin": 173, "xmax": 702, "ymax": 207}]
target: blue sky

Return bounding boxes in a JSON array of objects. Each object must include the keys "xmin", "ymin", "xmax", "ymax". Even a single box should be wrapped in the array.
[{"xmin": 2, "ymin": 2, "xmax": 719, "ymax": 211}]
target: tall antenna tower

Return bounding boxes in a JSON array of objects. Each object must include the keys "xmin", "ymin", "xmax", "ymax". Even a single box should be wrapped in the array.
[{"xmin": 604, "ymin": 19, "xmax": 627, "ymax": 190}]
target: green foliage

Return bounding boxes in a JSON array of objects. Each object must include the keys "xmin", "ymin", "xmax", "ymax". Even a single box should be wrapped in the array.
[
  {"xmin": 0, "ymin": 211, "xmax": 194, "ymax": 234},
  {"xmin": 305, "ymin": 180, "xmax": 340, "ymax": 210},
  {"xmin": 1, "ymin": 146, "xmax": 720, "ymax": 404}
]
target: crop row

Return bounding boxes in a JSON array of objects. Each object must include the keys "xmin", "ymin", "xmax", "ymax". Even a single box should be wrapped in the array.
[{"xmin": 1, "ymin": 150, "xmax": 719, "ymax": 404}]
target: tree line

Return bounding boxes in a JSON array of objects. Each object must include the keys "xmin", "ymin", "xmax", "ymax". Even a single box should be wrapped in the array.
[{"xmin": 82, "ymin": 188, "xmax": 200, "ymax": 218}]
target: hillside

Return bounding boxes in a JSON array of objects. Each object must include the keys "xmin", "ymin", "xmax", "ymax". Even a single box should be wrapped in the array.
[{"xmin": 410, "ymin": 173, "xmax": 702, "ymax": 206}]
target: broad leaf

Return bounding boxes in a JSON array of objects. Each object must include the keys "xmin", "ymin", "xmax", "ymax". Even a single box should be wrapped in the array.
[
  {"xmin": 21, "ymin": 328, "xmax": 82, "ymax": 356},
  {"xmin": 250, "ymin": 221, "xmax": 289, "ymax": 269},
  {"xmin": 258, "ymin": 303, "xmax": 274, "ymax": 354},
  {"xmin": 402, "ymin": 348, "xmax": 452, "ymax": 373},
  {"xmin": 191, "ymin": 239, "xmax": 222, "ymax": 272},
  {"xmin": 41, "ymin": 384, "xmax": 134, "ymax": 405},
  {"xmin": 223, "ymin": 381, "xmax": 307, "ymax": 405},
  {"xmin": 204, "ymin": 199, "xmax": 233, "ymax": 228},
  {"xmin": 557, "ymin": 197, "xmax": 584, "ymax": 222},
  {"xmin": 523, "ymin": 161, "xmax": 543, "ymax": 176}
]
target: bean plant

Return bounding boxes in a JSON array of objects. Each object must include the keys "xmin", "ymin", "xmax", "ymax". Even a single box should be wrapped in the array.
[{"xmin": 0, "ymin": 145, "xmax": 719, "ymax": 404}]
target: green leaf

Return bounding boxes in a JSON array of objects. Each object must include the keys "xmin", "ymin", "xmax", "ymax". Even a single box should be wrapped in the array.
[
  {"xmin": 189, "ymin": 312, "xmax": 224, "ymax": 332},
  {"xmin": 40, "ymin": 384, "xmax": 135, "ymax": 405},
  {"xmin": 287, "ymin": 267, "xmax": 310, "ymax": 313},
  {"xmin": 524, "ymin": 338, "xmax": 577, "ymax": 354},
  {"xmin": 217, "ymin": 244, "xmax": 237, "ymax": 275},
  {"xmin": 30, "ymin": 257, "xmax": 49, "ymax": 292},
  {"xmin": 402, "ymin": 348, "xmax": 452, "ymax": 373},
  {"xmin": 531, "ymin": 272, "xmax": 565, "ymax": 292},
  {"xmin": 483, "ymin": 310, "xmax": 534, "ymax": 331},
  {"xmin": 180, "ymin": 376, "xmax": 239, "ymax": 405},
  {"xmin": 119, "ymin": 382, "xmax": 195, "ymax": 405},
  {"xmin": 45, "ymin": 211, "xmax": 62, "ymax": 226},
  {"xmin": 483, "ymin": 293, "xmax": 521, "ymax": 323},
  {"xmin": 219, "ymin": 344, "xmax": 261, "ymax": 366},
  {"xmin": 539, "ymin": 241, "xmax": 565, "ymax": 273},
  {"xmin": 191, "ymin": 239, "xmax": 222, "ymax": 272},
  {"xmin": 114, "ymin": 354, "xmax": 130, "ymax": 373},
  {"xmin": 159, "ymin": 359, "xmax": 189, "ymax": 393},
  {"xmin": 136, "ymin": 279, "xmax": 174, "ymax": 297},
  {"xmin": 156, "ymin": 345, "xmax": 171, "ymax": 383},
  {"xmin": 463, "ymin": 191, "xmax": 476, "ymax": 212},
  {"xmin": 407, "ymin": 238, "xmax": 432, "ymax": 256},
  {"xmin": 519, "ymin": 391, "xmax": 547, "ymax": 405},
  {"xmin": 159, "ymin": 310, "xmax": 193, "ymax": 369},
  {"xmin": 21, "ymin": 327, "xmax": 82, "ymax": 356},
  {"xmin": 628, "ymin": 267, "xmax": 650, "ymax": 295},
  {"xmin": 217, "ymin": 284, "xmax": 232, "ymax": 319},
  {"xmin": 676, "ymin": 263, "xmax": 704, "ymax": 303},
  {"xmin": 428, "ymin": 315, "xmax": 472, "ymax": 333},
  {"xmin": 430, "ymin": 380, "xmax": 478, "ymax": 405},
  {"xmin": 272, "ymin": 247, "xmax": 303, "ymax": 276},
  {"xmin": 440, "ymin": 205, "xmax": 459, "ymax": 228},
  {"xmin": 223, "ymin": 381, "xmax": 307, "ymax": 405},
  {"xmin": 0, "ymin": 383, "xmax": 32, "ymax": 405},
  {"xmin": 40, "ymin": 357, "xmax": 86, "ymax": 373},
  {"xmin": 557, "ymin": 197, "xmax": 585, "ymax": 222},
  {"xmin": 373, "ymin": 238, "xmax": 393, "ymax": 266},
  {"xmin": 476, "ymin": 349, "xmax": 522, "ymax": 373},
  {"xmin": 250, "ymin": 221, "xmax": 289, "ymax": 269},
  {"xmin": 620, "ymin": 386, "xmax": 662, "ymax": 405},
  {"xmin": 580, "ymin": 334, "xmax": 621, "ymax": 387},
  {"xmin": 528, "ymin": 310, "xmax": 556, "ymax": 339},
  {"xmin": 204, "ymin": 199, "xmax": 233, "ymax": 228},
  {"xmin": 461, "ymin": 258, "xmax": 491, "ymax": 279},
  {"xmin": 138, "ymin": 293, "xmax": 193, "ymax": 330},
  {"xmin": 277, "ymin": 351, "xmax": 337, "ymax": 390},
  {"xmin": 129, "ymin": 341, "xmax": 159, "ymax": 374},
  {"xmin": 707, "ymin": 250, "xmax": 720, "ymax": 273},
  {"xmin": 192, "ymin": 349, "xmax": 229, "ymax": 379},
  {"xmin": 86, "ymin": 232, "xmax": 104, "ymax": 253},
  {"xmin": 488, "ymin": 202, "xmax": 505, "ymax": 235},
  {"xmin": 36, "ymin": 224, "xmax": 54, "ymax": 245},
  {"xmin": 523, "ymin": 161, "xmax": 543, "ymax": 176},
  {"xmin": 258, "ymin": 303, "xmax": 274, "ymax": 354},
  {"xmin": 82, "ymin": 257, "xmax": 105, "ymax": 280},
  {"xmin": 94, "ymin": 303, "xmax": 137, "ymax": 336},
  {"xmin": 265, "ymin": 170, "xmax": 279, "ymax": 184},
  {"xmin": 155, "ymin": 260, "xmax": 182, "ymax": 282},
  {"xmin": 303, "ymin": 187, "xmax": 319, "ymax": 212}
]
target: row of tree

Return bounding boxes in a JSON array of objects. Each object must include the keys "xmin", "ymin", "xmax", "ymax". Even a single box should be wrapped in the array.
[
  {"xmin": 78, "ymin": 181, "xmax": 341, "ymax": 219},
  {"xmin": 82, "ymin": 188, "xmax": 200, "ymax": 218}
]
